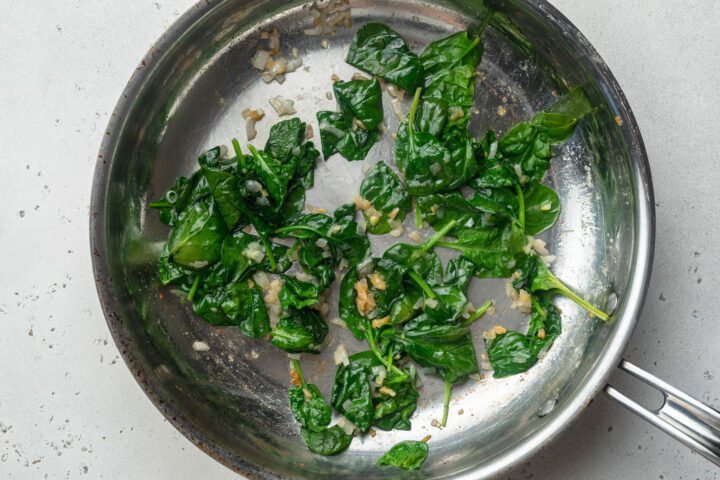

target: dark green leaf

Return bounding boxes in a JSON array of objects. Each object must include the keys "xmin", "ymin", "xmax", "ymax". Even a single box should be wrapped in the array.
[
  {"xmin": 373, "ymin": 373, "xmax": 418, "ymax": 431},
  {"xmin": 345, "ymin": 22, "xmax": 423, "ymax": 92},
  {"xmin": 376, "ymin": 440, "xmax": 428, "ymax": 470},
  {"xmin": 289, "ymin": 384, "xmax": 332, "ymax": 433},
  {"xmin": 271, "ymin": 308, "xmax": 328, "ymax": 353},
  {"xmin": 485, "ymin": 331, "xmax": 536, "ymax": 378},
  {"xmin": 359, "ymin": 162, "xmax": 412, "ymax": 235},
  {"xmin": 167, "ymin": 197, "xmax": 227, "ymax": 270},
  {"xmin": 317, "ymin": 110, "xmax": 380, "ymax": 161},
  {"xmin": 416, "ymin": 191, "xmax": 485, "ymax": 235},
  {"xmin": 220, "ymin": 281, "xmax": 271, "ymax": 337},
  {"xmin": 396, "ymin": 323, "xmax": 478, "ymax": 383},
  {"xmin": 301, "ymin": 425, "xmax": 353, "ymax": 455},
  {"xmin": 442, "ymin": 256, "xmax": 475, "ymax": 290},
  {"xmin": 523, "ymin": 183, "xmax": 561, "ymax": 235},
  {"xmin": 265, "ymin": 118, "xmax": 306, "ymax": 162},
  {"xmin": 389, "ymin": 288, "xmax": 423, "ymax": 325},
  {"xmin": 331, "ymin": 354, "xmax": 374, "ymax": 432},
  {"xmin": 333, "ymin": 78, "xmax": 384, "ymax": 130}
]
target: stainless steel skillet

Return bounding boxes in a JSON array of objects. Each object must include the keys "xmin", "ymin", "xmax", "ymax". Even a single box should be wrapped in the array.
[{"xmin": 89, "ymin": 0, "xmax": 720, "ymax": 477}]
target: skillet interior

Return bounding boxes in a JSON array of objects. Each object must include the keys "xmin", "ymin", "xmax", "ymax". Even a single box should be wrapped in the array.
[{"xmin": 90, "ymin": 0, "xmax": 653, "ymax": 478}]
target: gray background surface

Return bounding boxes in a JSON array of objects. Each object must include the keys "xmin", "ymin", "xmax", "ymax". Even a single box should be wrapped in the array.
[{"xmin": 1, "ymin": 1, "xmax": 718, "ymax": 478}]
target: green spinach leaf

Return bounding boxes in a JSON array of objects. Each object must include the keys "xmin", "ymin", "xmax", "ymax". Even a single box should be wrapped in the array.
[
  {"xmin": 523, "ymin": 183, "xmax": 561, "ymax": 235},
  {"xmin": 359, "ymin": 162, "xmax": 411, "ymax": 235},
  {"xmin": 301, "ymin": 426, "xmax": 353, "ymax": 455},
  {"xmin": 270, "ymin": 308, "xmax": 328, "ymax": 353},
  {"xmin": 167, "ymin": 197, "xmax": 227, "ymax": 270},
  {"xmin": 377, "ymin": 440, "xmax": 428, "ymax": 470},
  {"xmin": 345, "ymin": 22, "xmax": 423, "ymax": 92}
]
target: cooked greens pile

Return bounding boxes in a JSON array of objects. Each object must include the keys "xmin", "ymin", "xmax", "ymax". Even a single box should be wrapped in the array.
[{"xmin": 151, "ymin": 20, "xmax": 609, "ymax": 472}]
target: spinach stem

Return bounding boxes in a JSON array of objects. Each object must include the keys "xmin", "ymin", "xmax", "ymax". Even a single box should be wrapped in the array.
[
  {"xmin": 516, "ymin": 185, "xmax": 525, "ymax": 233},
  {"xmin": 232, "ymin": 138, "xmax": 247, "ymax": 170},
  {"xmin": 407, "ymin": 87, "xmax": 422, "ymax": 152},
  {"xmin": 442, "ymin": 380, "xmax": 452, "ymax": 427},
  {"xmin": 187, "ymin": 275, "xmax": 201, "ymax": 302},
  {"xmin": 478, "ymin": 10, "xmax": 493, "ymax": 35},
  {"xmin": 410, "ymin": 219, "xmax": 457, "ymax": 262},
  {"xmin": 291, "ymin": 358, "xmax": 307, "ymax": 386},
  {"xmin": 551, "ymin": 278, "xmax": 609, "ymax": 322},
  {"xmin": 260, "ymin": 235, "xmax": 277, "ymax": 271},
  {"xmin": 530, "ymin": 296, "xmax": 546, "ymax": 319},
  {"xmin": 415, "ymin": 201, "xmax": 423, "ymax": 229},
  {"xmin": 364, "ymin": 327, "xmax": 408, "ymax": 380},
  {"xmin": 407, "ymin": 271, "xmax": 436, "ymax": 299},
  {"xmin": 461, "ymin": 300, "xmax": 493, "ymax": 327}
]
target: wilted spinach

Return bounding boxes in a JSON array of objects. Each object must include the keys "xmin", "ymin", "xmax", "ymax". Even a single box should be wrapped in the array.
[
  {"xmin": 317, "ymin": 78, "xmax": 384, "ymax": 161},
  {"xmin": 270, "ymin": 308, "xmax": 328, "ymax": 353},
  {"xmin": 376, "ymin": 440, "xmax": 428, "ymax": 470},
  {"xmin": 288, "ymin": 359, "xmax": 332, "ymax": 432},
  {"xmin": 359, "ymin": 162, "xmax": 412, "ymax": 235},
  {"xmin": 346, "ymin": 22, "xmax": 424, "ymax": 92}
]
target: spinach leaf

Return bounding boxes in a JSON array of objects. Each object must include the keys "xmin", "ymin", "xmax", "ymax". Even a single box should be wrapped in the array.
[
  {"xmin": 247, "ymin": 145, "xmax": 296, "ymax": 209},
  {"xmin": 469, "ymin": 186, "xmax": 519, "ymax": 221},
  {"xmin": 333, "ymin": 78, "xmax": 384, "ymax": 130},
  {"xmin": 158, "ymin": 244, "xmax": 193, "ymax": 285},
  {"xmin": 317, "ymin": 78, "xmax": 384, "ymax": 162},
  {"xmin": 497, "ymin": 87, "xmax": 592, "ymax": 184},
  {"xmin": 389, "ymin": 288, "xmax": 423, "ymax": 325},
  {"xmin": 289, "ymin": 383, "xmax": 332, "ymax": 433},
  {"xmin": 416, "ymin": 191, "xmax": 485, "ymax": 235},
  {"xmin": 270, "ymin": 308, "xmax": 328, "ymax": 353},
  {"xmin": 317, "ymin": 110, "xmax": 380, "ymax": 161},
  {"xmin": 359, "ymin": 162, "xmax": 412, "ymax": 235},
  {"xmin": 197, "ymin": 146, "xmax": 247, "ymax": 230},
  {"xmin": 402, "ymin": 314, "xmax": 470, "ymax": 343},
  {"xmin": 471, "ymin": 130, "xmax": 520, "ymax": 188},
  {"xmin": 345, "ymin": 22, "xmax": 423, "ymax": 92},
  {"xmin": 220, "ymin": 231, "xmax": 291, "ymax": 280},
  {"xmin": 265, "ymin": 118, "xmax": 306, "ymax": 162},
  {"xmin": 485, "ymin": 292, "xmax": 561, "ymax": 378},
  {"xmin": 420, "ymin": 30, "xmax": 482, "ymax": 128},
  {"xmin": 275, "ymin": 210, "xmax": 371, "ymax": 266},
  {"xmin": 377, "ymin": 440, "xmax": 428, "ymax": 470},
  {"xmin": 150, "ymin": 170, "xmax": 211, "ymax": 226},
  {"xmin": 436, "ymin": 221, "xmax": 526, "ymax": 278},
  {"xmin": 423, "ymin": 285, "xmax": 467, "ymax": 323},
  {"xmin": 330, "ymin": 353, "xmax": 374, "ymax": 432},
  {"xmin": 512, "ymin": 254, "xmax": 609, "ymax": 321},
  {"xmin": 396, "ymin": 318, "xmax": 478, "ymax": 383},
  {"xmin": 373, "ymin": 373, "xmax": 418, "ymax": 431},
  {"xmin": 288, "ymin": 359, "xmax": 332, "ymax": 433},
  {"xmin": 443, "ymin": 125, "xmax": 478, "ymax": 190},
  {"xmin": 220, "ymin": 280, "xmax": 271, "ymax": 337},
  {"xmin": 415, "ymin": 98, "xmax": 448, "ymax": 137},
  {"xmin": 167, "ymin": 197, "xmax": 227, "ymax": 270},
  {"xmin": 301, "ymin": 426, "xmax": 353, "ymax": 455},
  {"xmin": 442, "ymin": 256, "xmax": 475, "ymax": 290},
  {"xmin": 523, "ymin": 183, "xmax": 561, "ymax": 235},
  {"xmin": 395, "ymin": 89, "xmax": 453, "ymax": 195},
  {"xmin": 278, "ymin": 275, "xmax": 327, "ymax": 310},
  {"xmin": 338, "ymin": 265, "xmax": 367, "ymax": 340},
  {"xmin": 149, "ymin": 175, "xmax": 193, "ymax": 226},
  {"xmin": 485, "ymin": 331, "xmax": 536, "ymax": 378}
]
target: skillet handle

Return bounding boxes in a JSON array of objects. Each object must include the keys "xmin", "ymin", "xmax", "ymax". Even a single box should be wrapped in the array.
[{"xmin": 605, "ymin": 359, "xmax": 720, "ymax": 466}]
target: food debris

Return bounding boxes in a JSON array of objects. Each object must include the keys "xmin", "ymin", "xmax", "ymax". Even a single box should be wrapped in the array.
[{"xmin": 192, "ymin": 341, "xmax": 210, "ymax": 352}]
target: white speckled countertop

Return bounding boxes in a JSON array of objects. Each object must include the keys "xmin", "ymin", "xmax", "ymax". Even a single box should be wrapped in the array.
[{"xmin": 1, "ymin": 1, "xmax": 718, "ymax": 478}]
